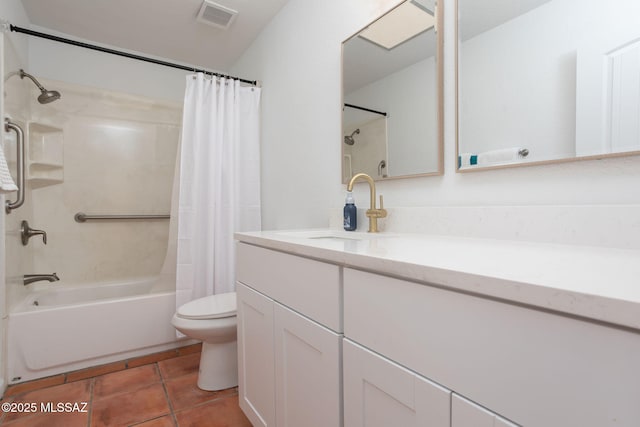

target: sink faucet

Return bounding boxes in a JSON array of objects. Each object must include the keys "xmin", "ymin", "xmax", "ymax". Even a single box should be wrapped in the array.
[
  {"xmin": 21, "ymin": 220, "xmax": 47, "ymax": 245},
  {"xmin": 24, "ymin": 273, "xmax": 60, "ymax": 286},
  {"xmin": 347, "ymin": 173, "xmax": 387, "ymax": 233}
]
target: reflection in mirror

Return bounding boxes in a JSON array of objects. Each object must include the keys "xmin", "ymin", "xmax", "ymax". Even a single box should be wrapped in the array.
[
  {"xmin": 342, "ymin": 0, "xmax": 443, "ymax": 183},
  {"xmin": 457, "ymin": 0, "xmax": 640, "ymax": 171}
]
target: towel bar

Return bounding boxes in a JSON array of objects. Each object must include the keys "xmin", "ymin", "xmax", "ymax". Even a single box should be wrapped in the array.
[{"xmin": 74, "ymin": 212, "xmax": 170, "ymax": 223}]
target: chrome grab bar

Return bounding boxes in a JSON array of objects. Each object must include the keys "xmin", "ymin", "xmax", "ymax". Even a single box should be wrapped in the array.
[
  {"xmin": 74, "ymin": 212, "xmax": 170, "ymax": 223},
  {"xmin": 5, "ymin": 118, "xmax": 25, "ymax": 214}
]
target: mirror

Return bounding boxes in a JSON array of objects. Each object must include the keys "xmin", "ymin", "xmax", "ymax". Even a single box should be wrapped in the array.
[
  {"xmin": 457, "ymin": 0, "xmax": 640, "ymax": 171},
  {"xmin": 342, "ymin": 0, "xmax": 443, "ymax": 183}
]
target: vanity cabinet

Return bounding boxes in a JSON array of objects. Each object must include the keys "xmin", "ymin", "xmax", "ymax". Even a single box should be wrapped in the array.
[
  {"xmin": 236, "ymin": 232, "xmax": 640, "ymax": 427},
  {"xmin": 452, "ymin": 394, "xmax": 517, "ymax": 427},
  {"xmin": 344, "ymin": 339, "xmax": 450, "ymax": 427},
  {"xmin": 236, "ymin": 243, "xmax": 342, "ymax": 427},
  {"xmin": 237, "ymin": 283, "xmax": 275, "ymax": 427},
  {"xmin": 343, "ymin": 267, "xmax": 640, "ymax": 427}
]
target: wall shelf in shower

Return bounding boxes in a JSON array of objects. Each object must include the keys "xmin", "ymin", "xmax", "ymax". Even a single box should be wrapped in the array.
[{"xmin": 27, "ymin": 122, "xmax": 64, "ymax": 188}]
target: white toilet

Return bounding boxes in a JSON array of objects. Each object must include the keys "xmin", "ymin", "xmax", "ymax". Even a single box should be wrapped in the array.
[{"xmin": 171, "ymin": 292, "xmax": 238, "ymax": 391}]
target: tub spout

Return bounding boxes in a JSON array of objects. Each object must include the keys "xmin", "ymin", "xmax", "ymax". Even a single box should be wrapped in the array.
[{"xmin": 24, "ymin": 273, "xmax": 60, "ymax": 286}]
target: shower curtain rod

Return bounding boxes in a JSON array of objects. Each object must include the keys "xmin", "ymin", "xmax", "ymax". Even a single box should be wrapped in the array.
[
  {"xmin": 343, "ymin": 103, "xmax": 387, "ymax": 117},
  {"xmin": 8, "ymin": 24, "xmax": 257, "ymax": 86}
]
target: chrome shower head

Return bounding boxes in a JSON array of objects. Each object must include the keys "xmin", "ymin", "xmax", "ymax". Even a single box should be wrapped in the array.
[
  {"xmin": 19, "ymin": 69, "xmax": 61, "ymax": 104},
  {"xmin": 37, "ymin": 89, "xmax": 61, "ymax": 104},
  {"xmin": 344, "ymin": 128, "xmax": 360, "ymax": 145}
]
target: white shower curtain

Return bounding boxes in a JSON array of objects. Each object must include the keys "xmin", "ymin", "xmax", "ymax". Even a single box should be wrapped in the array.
[{"xmin": 176, "ymin": 73, "xmax": 261, "ymax": 309}]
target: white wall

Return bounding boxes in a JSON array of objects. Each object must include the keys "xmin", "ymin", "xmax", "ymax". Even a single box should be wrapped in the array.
[
  {"xmin": 232, "ymin": 0, "xmax": 640, "ymax": 232},
  {"xmin": 231, "ymin": 0, "xmax": 405, "ymax": 229},
  {"xmin": 27, "ymin": 31, "xmax": 187, "ymax": 103}
]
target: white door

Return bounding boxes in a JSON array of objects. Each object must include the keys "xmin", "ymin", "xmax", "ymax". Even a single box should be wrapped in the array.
[
  {"xmin": 452, "ymin": 394, "xmax": 518, "ymax": 427},
  {"xmin": 237, "ymin": 283, "xmax": 275, "ymax": 427},
  {"xmin": 274, "ymin": 302, "xmax": 342, "ymax": 427},
  {"xmin": 608, "ymin": 40, "xmax": 640, "ymax": 152},
  {"xmin": 343, "ymin": 339, "xmax": 450, "ymax": 427}
]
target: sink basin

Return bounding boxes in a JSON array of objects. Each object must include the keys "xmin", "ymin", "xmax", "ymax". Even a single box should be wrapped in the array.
[{"xmin": 275, "ymin": 230, "xmax": 370, "ymax": 241}]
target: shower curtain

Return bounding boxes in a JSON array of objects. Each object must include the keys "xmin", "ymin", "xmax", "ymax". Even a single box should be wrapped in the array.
[{"xmin": 176, "ymin": 73, "xmax": 261, "ymax": 309}]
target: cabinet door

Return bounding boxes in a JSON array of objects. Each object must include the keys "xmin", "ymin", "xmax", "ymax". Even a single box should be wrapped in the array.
[
  {"xmin": 344, "ymin": 339, "xmax": 450, "ymax": 427},
  {"xmin": 237, "ymin": 283, "xmax": 275, "ymax": 427},
  {"xmin": 452, "ymin": 394, "xmax": 519, "ymax": 427},
  {"xmin": 274, "ymin": 303, "xmax": 342, "ymax": 427}
]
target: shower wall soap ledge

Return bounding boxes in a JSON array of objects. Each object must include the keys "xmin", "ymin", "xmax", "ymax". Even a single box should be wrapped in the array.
[{"xmin": 27, "ymin": 122, "xmax": 64, "ymax": 188}]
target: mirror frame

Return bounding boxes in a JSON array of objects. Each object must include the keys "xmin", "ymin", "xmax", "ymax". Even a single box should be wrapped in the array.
[
  {"xmin": 341, "ymin": 0, "xmax": 444, "ymax": 183},
  {"xmin": 454, "ymin": 0, "xmax": 640, "ymax": 173}
]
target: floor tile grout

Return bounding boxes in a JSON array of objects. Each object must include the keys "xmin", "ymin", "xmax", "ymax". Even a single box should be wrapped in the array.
[{"xmin": 159, "ymin": 367, "xmax": 180, "ymax": 427}]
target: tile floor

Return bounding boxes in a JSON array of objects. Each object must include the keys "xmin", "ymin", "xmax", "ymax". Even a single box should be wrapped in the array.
[{"xmin": 0, "ymin": 346, "xmax": 252, "ymax": 427}]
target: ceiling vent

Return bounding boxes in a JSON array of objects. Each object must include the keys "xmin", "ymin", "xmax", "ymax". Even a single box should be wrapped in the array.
[{"xmin": 196, "ymin": 1, "xmax": 238, "ymax": 30}]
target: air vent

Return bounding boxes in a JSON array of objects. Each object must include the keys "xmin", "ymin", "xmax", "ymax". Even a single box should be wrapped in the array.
[{"xmin": 197, "ymin": 1, "xmax": 238, "ymax": 30}]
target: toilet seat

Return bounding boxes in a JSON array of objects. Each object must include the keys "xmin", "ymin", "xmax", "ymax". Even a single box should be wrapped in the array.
[{"xmin": 177, "ymin": 292, "xmax": 236, "ymax": 320}]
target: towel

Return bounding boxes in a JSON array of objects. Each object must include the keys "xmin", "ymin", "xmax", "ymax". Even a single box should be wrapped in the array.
[
  {"xmin": 458, "ymin": 153, "xmax": 478, "ymax": 168},
  {"xmin": 0, "ymin": 143, "xmax": 18, "ymax": 194},
  {"xmin": 477, "ymin": 147, "xmax": 526, "ymax": 166}
]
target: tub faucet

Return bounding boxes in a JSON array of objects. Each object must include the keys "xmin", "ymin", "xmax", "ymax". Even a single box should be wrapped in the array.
[
  {"xmin": 347, "ymin": 172, "xmax": 387, "ymax": 232},
  {"xmin": 21, "ymin": 220, "xmax": 47, "ymax": 245},
  {"xmin": 24, "ymin": 273, "xmax": 60, "ymax": 286}
]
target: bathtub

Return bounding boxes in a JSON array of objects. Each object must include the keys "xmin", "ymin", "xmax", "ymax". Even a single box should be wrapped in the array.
[{"xmin": 7, "ymin": 277, "xmax": 193, "ymax": 384}]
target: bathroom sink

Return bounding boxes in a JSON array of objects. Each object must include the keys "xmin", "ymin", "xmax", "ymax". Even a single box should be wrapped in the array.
[
  {"xmin": 308, "ymin": 235, "xmax": 363, "ymax": 241},
  {"xmin": 275, "ymin": 230, "xmax": 373, "ymax": 241}
]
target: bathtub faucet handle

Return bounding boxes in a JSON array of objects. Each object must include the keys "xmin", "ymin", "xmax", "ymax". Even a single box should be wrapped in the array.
[{"xmin": 20, "ymin": 220, "xmax": 47, "ymax": 245}]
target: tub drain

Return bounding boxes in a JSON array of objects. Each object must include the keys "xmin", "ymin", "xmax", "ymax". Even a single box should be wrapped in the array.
[{"xmin": 33, "ymin": 301, "xmax": 39, "ymax": 306}]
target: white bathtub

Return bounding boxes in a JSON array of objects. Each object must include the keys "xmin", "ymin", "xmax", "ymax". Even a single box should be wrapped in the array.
[{"xmin": 7, "ymin": 277, "xmax": 192, "ymax": 384}]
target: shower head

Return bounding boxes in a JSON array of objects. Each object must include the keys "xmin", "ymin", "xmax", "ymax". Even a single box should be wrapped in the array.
[
  {"xmin": 19, "ymin": 69, "xmax": 61, "ymax": 104},
  {"xmin": 344, "ymin": 128, "xmax": 360, "ymax": 146}
]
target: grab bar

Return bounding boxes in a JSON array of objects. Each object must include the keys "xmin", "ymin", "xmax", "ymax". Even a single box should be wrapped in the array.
[
  {"xmin": 74, "ymin": 212, "xmax": 170, "ymax": 223},
  {"xmin": 5, "ymin": 118, "xmax": 25, "ymax": 214}
]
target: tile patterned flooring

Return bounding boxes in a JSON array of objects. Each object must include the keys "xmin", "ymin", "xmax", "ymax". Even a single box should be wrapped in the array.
[{"xmin": 0, "ymin": 345, "xmax": 252, "ymax": 427}]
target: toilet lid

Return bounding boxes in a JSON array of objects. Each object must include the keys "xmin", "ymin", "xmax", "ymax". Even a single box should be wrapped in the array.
[{"xmin": 177, "ymin": 292, "xmax": 236, "ymax": 320}]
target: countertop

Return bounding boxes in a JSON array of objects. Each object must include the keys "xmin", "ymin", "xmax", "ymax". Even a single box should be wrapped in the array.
[{"xmin": 235, "ymin": 229, "xmax": 640, "ymax": 331}]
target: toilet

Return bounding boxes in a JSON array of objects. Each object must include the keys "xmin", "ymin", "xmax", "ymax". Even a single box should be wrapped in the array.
[{"xmin": 171, "ymin": 292, "xmax": 238, "ymax": 391}]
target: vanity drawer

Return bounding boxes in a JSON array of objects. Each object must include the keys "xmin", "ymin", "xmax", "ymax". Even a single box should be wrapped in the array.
[
  {"xmin": 236, "ymin": 242, "xmax": 342, "ymax": 332},
  {"xmin": 344, "ymin": 268, "xmax": 640, "ymax": 427}
]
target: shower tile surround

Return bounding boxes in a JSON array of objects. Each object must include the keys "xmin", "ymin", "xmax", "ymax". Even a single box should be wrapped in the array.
[
  {"xmin": 4, "ymin": 77, "xmax": 181, "ymax": 307},
  {"xmin": 25, "ymin": 79, "xmax": 181, "ymax": 288}
]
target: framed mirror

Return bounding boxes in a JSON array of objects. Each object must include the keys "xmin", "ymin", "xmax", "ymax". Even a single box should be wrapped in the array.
[
  {"xmin": 342, "ymin": 0, "xmax": 443, "ymax": 183},
  {"xmin": 456, "ymin": 0, "xmax": 640, "ymax": 171}
]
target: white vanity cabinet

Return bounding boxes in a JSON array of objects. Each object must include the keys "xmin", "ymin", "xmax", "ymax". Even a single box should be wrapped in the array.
[
  {"xmin": 343, "ymin": 267, "xmax": 640, "ymax": 427},
  {"xmin": 236, "ymin": 243, "xmax": 342, "ymax": 427},
  {"xmin": 344, "ymin": 339, "xmax": 451, "ymax": 427},
  {"xmin": 235, "ymin": 230, "xmax": 640, "ymax": 427},
  {"xmin": 237, "ymin": 283, "xmax": 275, "ymax": 427},
  {"xmin": 452, "ymin": 394, "xmax": 517, "ymax": 427}
]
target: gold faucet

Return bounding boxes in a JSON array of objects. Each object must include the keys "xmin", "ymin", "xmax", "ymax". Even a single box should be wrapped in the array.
[{"xmin": 347, "ymin": 173, "xmax": 387, "ymax": 233}]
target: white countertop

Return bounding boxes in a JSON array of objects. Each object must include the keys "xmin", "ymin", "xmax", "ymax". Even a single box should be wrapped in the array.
[{"xmin": 235, "ymin": 229, "xmax": 640, "ymax": 331}]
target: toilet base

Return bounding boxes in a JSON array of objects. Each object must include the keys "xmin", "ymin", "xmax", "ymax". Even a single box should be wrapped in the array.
[{"xmin": 197, "ymin": 340, "xmax": 238, "ymax": 391}]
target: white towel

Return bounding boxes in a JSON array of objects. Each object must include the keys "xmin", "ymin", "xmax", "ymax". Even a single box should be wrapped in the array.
[
  {"xmin": 458, "ymin": 153, "xmax": 476, "ymax": 167},
  {"xmin": 0, "ymin": 143, "xmax": 18, "ymax": 194},
  {"xmin": 477, "ymin": 147, "xmax": 525, "ymax": 166}
]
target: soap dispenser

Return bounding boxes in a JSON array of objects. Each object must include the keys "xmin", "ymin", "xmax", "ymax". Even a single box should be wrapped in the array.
[{"xmin": 343, "ymin": 191, "xmax": 357, "ymax": 231}]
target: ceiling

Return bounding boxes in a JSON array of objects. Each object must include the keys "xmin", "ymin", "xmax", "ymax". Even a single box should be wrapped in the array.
[{"xmin": 19, "ymin": 0, "xmax": 290, "ymax": 72}]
